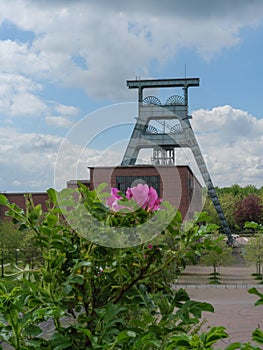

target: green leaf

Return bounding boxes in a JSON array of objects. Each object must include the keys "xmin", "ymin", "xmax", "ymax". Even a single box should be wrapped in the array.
[
  {"xmin": 201, "ymin": 326, "xmax": 228, "ymax": 347},
  {"xmin": 126, "ymin": 330, "xmax": 136, "ymax": 338},
  {"xmin": 63, "ymin": 284, "xmax": 72, "ymax": 295},
  {"xmin": 167, "ymin": 334, "xmax": 191, "ymax": 348},
  {"xmin": 173, "ymin": 288, "xmax": 190, "ymax": 307},
  {"xmin": 176, "ymin": 300, "xmax": 214, "ymax": 325},
  {"xmin": 252, "ymin": 328, "xmax": 263, "ymax": 344},
  {"xmin": 225, "ymin": 342, "xmax": 253, "ymax": 350},
  {"xmin": 68, "ymin": 275, "xmax": 84, "ymax": 285},
  {"xmin": 46, "ymin": 214, "xmax": 58, "ymax": 227},
  {"xmin": 95, "ymin": 182, "xmax": 108, "ymax": 194},
  {"xmin": 50, "ymin": 333, "xmax": 72, "ymax": 350},
  {"xmin": 24, "ymin": 324, "xmax": 42, "ymax": 336},
  {"xmin": 0, "ymin": 194, "xmax": 9, "ymax": 206},
  {"xmin": 74, "ymin": 260, "xmax": 92, "ymax": 269},
  {"xmin": 26, "ymin": 338, "xmax": 49, "ymax": 348},
  {"xmin": 245, "ymin": 222, "xmax": 262, "ymax": 230},
  {"xmin": 47, "ymin": 188, "xmax": 58, "ymax": 205},
  {"xmin": 248, "ymin": 288, "xmax": 263, "ymax": 305},
  {"xmin": 194, "ymin": 211, "xmax": 211, "ymax": 223},
  {"xmin": 116, "ymin": 330, "xmax": 136, "ymax": 342}
]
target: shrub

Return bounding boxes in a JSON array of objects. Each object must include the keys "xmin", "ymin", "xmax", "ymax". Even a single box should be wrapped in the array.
[{"xmin": 0, "ymin": 184, "xmax": 249, "ymax": 349}]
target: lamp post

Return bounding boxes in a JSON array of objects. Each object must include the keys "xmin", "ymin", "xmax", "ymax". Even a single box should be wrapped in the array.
[{"xmin": 15, "ymin": 248, "xmax": 19, "ymax": 265}]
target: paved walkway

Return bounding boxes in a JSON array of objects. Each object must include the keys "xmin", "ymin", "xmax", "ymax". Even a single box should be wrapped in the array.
[{"xmin": 175, "ymin": 264, "xmax": 263, "ymax": 347}]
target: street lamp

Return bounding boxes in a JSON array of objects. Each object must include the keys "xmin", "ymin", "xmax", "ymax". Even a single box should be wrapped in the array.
[{"xmin": 15, "ymin": 248, "xmax": 20, "ymax": 265}]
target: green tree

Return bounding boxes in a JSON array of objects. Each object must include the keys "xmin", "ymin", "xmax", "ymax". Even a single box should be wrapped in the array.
[
  {"xmin": 234, "ymin": 194, "xmax": 263, "ymax": 227},
  {"xmin": 19, "ymin": 229, "xmax": 42, "ymax": 268},
  {"xmin": 242, "ymin": 234, "xmax": 263, "ymax": 275},
  {"xmin": 0, "ymin": 221, "xmax": 42, "ymax": 269},
  {"xmin": 203, "ymin": 192, "xmax": 240, "ymax": 228},
  {"xmin": 203, "ymin": 195, "xmax": 219, "ymax": 225},
  {"xmin": 200, "ymin": 233, "xmax": 233, "ymax": 283},
  {"xmin": 216, "ymin": 184, "xmax": 259, "ymax": 197},
  {"xmin": 203, "ymin": 185, "xmax": 263, "ymax": 233},
  {"xmin": 219, "ymin": 193, "xmax": 241, "ymax": 228},
  {"xmin": 216, "ymin": 184, "xmax": 242, "ymax": 196},
  {"xmin": 0, "ymin": 221, "xmax": 24, "ymax": 264}
]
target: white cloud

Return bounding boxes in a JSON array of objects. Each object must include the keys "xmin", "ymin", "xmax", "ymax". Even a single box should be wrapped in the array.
[
  {"xmin": 0, "ymin": 40, "xmax": 48, "ymax": 77},
  {"xmin": 12, "ymin": 180, "xmax": 21, "ymax": 187},
  {"xmin": 10, "ymin": 92, "xmax": 46, "ymax": 116},
  {"xmin": 45, "ymin": 115, "xmax": 73, "ymax": 128},
  {"xmin": 0, "ymin": 73, "xmax": 46, "ymax": 117},
  {"xmin": 55, "ymin": 104, "xmax": 79, "ymax": 116},
  {"xmin": 0, "ymin": 104, "xmax": 262, "ymax": 191},
  {"xmin": 0, "ymin": 1, "xmax": 262, "ymax": 191},
  {"xmin": 0, "ymin": 73, "xmax": 80, "ymax": 124},
  {"xmin": 0, "ymin": 1, "xmax": 262, "ymax": 100},
  {"xmin": 0, "ymin": 128, "xmax": 62, "ymax": 191},
  {"xmin": 0, "ymin": 124, "xmax": 126, "ymax": 191},
  {"xmin": 191, "ymin": 106, "xmax": 263, "ymax": 187}
]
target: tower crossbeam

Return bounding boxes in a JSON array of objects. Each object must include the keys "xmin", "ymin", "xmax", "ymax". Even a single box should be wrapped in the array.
[{"xmin": 121, "ymin": 77, "xmax": 233, "ymax": 244}]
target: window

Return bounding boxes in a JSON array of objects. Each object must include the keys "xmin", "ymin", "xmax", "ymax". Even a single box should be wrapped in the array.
[{"xmin": 116, "ymin": 176, "xmax": 160, "ymax": 195}]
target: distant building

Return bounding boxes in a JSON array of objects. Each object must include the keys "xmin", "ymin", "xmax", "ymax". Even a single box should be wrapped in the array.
[
  {"xmin": 0, "ymin": 165, "xmax": 202, "ymax": 221},
  {"xmin": 0, "ymin": 192, "xmax": 48, "ymax": 220},
  {"xmin": 66, "ymin": 180, "xmax": 91, "ymax": 190},
  {"xmin": 89, "ymin": 165, "xmax": 202, "ymax": 220}
]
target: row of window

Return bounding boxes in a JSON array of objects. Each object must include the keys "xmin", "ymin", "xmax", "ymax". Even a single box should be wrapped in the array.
[{"xmin": 116, "ymin": 176, "xmax": 160, "ymax": 195}]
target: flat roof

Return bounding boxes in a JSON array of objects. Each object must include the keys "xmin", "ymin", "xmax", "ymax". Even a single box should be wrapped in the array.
[
  {"xmin": 88, "ymin": 164, "xmax": 192, "ymax": 169},
  {"xmin": 1, "ymin": 192, "xmax": 48, "ymax": 195},
  {"xmin": 67, "ymin": 180, "xmax": 90, "ymax": 184},
  {"xmin": 127, "ymin": 78, "xmax": 200, "ymax": 89}
]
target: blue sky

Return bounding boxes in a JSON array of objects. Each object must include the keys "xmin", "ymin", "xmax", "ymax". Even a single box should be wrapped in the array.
[{"xmin": 0, "ymin": 0, "xmax": 263, "ymax": 191}]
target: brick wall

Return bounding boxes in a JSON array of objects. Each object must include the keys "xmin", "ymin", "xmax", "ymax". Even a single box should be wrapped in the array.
[
  {"xmin": 0, "ymin": 166, "xmax": 202, "ymax": 222},
  {"xmin": 0, "ymin": 192, "xmax": 48, "ymax": 220},
  {"xmin": 89, "ymin": 165, "xmax": 202, "ymax": 219}
]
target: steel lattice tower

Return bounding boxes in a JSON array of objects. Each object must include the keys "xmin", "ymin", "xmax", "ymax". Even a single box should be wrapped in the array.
[{"xmin": 121, "ymin": 77, "xmax": 233, "ymax": 244}]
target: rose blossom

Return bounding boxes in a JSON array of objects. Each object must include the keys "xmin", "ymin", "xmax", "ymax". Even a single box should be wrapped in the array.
[
  {"xmin": 126, "ymin": 184, "xmax": 161, "ymax": 211},
  {"xmin": 106, "ymin": 184, "xmax": 161, "ymax": 212},
  {"xmin": 106, "ymin": 188, "xmax": 131, "ymax": 212}
]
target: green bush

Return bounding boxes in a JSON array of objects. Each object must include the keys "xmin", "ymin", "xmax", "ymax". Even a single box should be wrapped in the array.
[{"xmin": 0, "ymin": 185, "xmax": 261, "ymax": 349}]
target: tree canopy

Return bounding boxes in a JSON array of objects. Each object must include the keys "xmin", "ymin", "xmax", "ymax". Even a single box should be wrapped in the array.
[
  {"xmin": 203, "ymin": 184, "xmax": 263, "ymax": 231},
  {"xmin": 234, "ymin": 194, "xmax": 263, "ymax": 227}
]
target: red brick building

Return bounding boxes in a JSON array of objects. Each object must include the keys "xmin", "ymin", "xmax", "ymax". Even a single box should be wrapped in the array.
[
  {"xmin": 0, "ymin": 192, "xmax": 49, "ymax": 220},
  {"xmin": 89, "ymin": 165, "xmax": 202, "ymax": 220},
  {"xmin": 0, "ymin": 166, "xmax": 202, "ymax": 222}
]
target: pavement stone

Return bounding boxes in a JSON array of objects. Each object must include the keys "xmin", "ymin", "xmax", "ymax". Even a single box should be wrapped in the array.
[{"xmin": 175, "ymin": 264, "xmax": 263, "ymax": 348}]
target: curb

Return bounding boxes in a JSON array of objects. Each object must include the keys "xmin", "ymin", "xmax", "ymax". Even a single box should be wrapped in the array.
[{"xmin": 174, "ymin": 283, "xmax": 263, "ymax": 289}]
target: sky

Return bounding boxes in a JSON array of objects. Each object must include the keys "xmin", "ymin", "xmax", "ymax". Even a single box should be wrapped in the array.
[{"xmin": 0, "ymin": 0, "xmax": 263, "ymax": 192}]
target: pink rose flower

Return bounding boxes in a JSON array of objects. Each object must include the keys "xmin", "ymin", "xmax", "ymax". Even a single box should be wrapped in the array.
[
  {"xmin": 106, "ymin": 188, "xmax": 122, "ymax": 208},
  {"xmin": 147, "ymin": 186, "xmax": 161, "ymax": 211},
  {"xmin": 126, "ymin": 184, "xmax": 161, "ymax": 212},
  {"xmin": 106, "ymin": 188, "xmax": 131, "ymax": 212},
  {"xmin": 106, "ymin": 184, "xmax": 161, "ymax": 212},
  {"xmin": 126, "ymin": 184, "xmax": 149, "ymax": 209}
]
